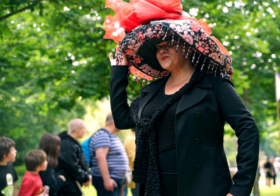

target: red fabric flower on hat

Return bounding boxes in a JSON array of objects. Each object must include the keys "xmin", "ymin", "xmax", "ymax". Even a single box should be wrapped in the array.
[
  {"xmin": 104, "ymin": 0, "xmax": 188, "ymax": 43},
  {"xmin": 103, "ymin": 14, "xmax": 126, "ymax": 43}
]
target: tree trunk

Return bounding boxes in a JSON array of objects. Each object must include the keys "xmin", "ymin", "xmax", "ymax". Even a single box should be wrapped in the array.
[{"xmin": 253, "ymin": 168, "xmax": 260, "ymax": 196}]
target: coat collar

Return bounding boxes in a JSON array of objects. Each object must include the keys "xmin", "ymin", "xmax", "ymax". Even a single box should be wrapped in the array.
[
  {"xmin": 139, "ymin": 76, "xmax": 169, "ymax": 93},
  {"xmin": 140, "ymin": 75, "xmax": 213, "ymax": 93},
  {"xmin": 195, "ymin": 75, "xmax": 213, "ymax": 89},
  {"xmin": 138, "ymin": 77, "xmax": 167, "ymax": 118},
  {"xmin": 138, "ymin": 75, "xmax": 213, "ymax": 118}
]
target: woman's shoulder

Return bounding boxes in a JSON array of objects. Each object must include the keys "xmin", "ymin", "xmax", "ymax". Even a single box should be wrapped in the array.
[{"xmin": 201, "ymin": 74, "xmax": 234, "ymax": 89}]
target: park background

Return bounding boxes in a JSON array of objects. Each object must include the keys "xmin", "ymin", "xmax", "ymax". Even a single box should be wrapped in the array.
[{"xmin": 1, "ymin": 0, "xmax": 280, "ymax": 195}]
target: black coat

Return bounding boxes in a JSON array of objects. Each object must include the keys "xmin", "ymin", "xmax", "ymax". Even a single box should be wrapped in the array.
[
  {"xmin": 55, "ymin": 131, "xmax": 90, "ymax": 195},
  {"xmin": 39, "ymin": 165, "xmax": 64, "ymax": 196},
  {"xmin": 110, "ymin": 66, "xmax": 259, "ymax": 196}
]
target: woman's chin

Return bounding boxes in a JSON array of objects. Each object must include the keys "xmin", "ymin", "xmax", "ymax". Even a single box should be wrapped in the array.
[{"xmin": 160, "ymin": 63, "xmax": 172, "ymax": 71}]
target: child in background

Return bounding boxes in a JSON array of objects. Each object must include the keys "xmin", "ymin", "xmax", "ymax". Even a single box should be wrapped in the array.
[
  {"xmin": 18, "ymin": 150, "xmax": 48, "ymax": 196},
  {"xmin": 0, "ymin": 137, "xmax": 18, "ymax": 196},
  {"xmin": 39, "ymin": 133, "xmax": 66, "ymax": 196}
]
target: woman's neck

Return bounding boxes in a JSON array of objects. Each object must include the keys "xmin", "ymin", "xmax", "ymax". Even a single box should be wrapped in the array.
[{"xmin": 168, "ymin": 62, "xmax": 195, "ymax": 85}]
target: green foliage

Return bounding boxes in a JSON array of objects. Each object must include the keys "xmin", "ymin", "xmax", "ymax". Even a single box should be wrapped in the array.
[
  {"xmin": 0, "ymin": 0, "xmax": 280, "ymax": 163},
  {"xmin": 184, "ymin": 1, "xmax": 280, "ymax": 154}
]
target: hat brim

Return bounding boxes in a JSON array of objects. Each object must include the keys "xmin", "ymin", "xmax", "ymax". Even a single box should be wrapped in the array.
[{"xmin": 120, "ymin": 19, "xmax": 233, "ymax": 79}]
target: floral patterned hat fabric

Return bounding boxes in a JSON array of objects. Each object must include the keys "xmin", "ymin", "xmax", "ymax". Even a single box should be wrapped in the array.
[{"xmin": 104, "ymin": 0, "xmax": 233, "ymax": 82}]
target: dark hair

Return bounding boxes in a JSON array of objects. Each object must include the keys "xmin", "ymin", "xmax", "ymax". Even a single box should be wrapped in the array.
[
  {"xmin": 132, "ymin": 127, "xmax": 136, "ymax": 132},
  {"xmin": 0, "ymin": 137, "xmax": 15, "ymax": 162},
  {"xmin": 24, "ymin": 150, "xmax": 46, "ymax": 171},
  {"xmin": 39, "ymin": 133, "xmax": 60, "ymax": 167}
]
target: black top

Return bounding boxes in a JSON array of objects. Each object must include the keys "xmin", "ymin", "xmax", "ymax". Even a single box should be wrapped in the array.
[
  {"xmin": 142, "ymin": 84, "xmax": 180, "ymax": 153},
  {"xmin": 142, "ymin": 83, "xmax": 179, "ymax": 196},
  {"xmin": 39, "ymin": 165, "xmax": 64, "ymax": 196},
  {"xmin": 55, "ymin": 131, "xmax": 90, "ymax": 194},
  {"xmin": 0, "ymin": 163, "xmax": 18, "ymax": 196},
  {"xmin": 264, "ymin": 161, "xmax": 275, "ymax": 178}
]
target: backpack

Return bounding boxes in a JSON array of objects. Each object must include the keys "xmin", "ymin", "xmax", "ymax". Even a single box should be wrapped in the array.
[
  {"xmin": 81, "ymin": 128, "xmax": 111, "ymax": 167},
  {"xmin": 81, "ymin": 136, "xmax": 92, "ymax": 166}
]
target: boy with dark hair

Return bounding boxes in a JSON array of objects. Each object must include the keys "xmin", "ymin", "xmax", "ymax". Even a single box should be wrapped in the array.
[
  {"xmin": 18, "ymin": 150, "xmax": 48, "ymax": 196},
  {"xmin": 0, "ymin": 136, "xmax": 18, "ymax": 196}
]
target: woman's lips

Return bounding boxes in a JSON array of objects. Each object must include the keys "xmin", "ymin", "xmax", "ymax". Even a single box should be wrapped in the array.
[{"xmin": 161, "ymin": 56, "xmax": 168, "ymax": 60}]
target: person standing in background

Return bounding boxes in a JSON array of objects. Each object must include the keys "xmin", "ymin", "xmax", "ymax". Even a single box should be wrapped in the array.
[
  {"xmin": 123, "ymin": 128, "xmax": 136, "ymax": 196},
  {"xmin": 90, "ymin": 113, "xmax": 129, "ymax": 196},
  {"xmin": 56, "ymin": 119, "xmax": 91, "ymax": 196},
  {"xmin": 39, "ymin": 133, "xmax": 66, "ymax": 196},
  {"xmin": 264, "ymin": 156, "xmax": 275, "ymax": 188},
  {"xmin": 0, "ymin": 137, "xmax": 18, "ymax": 196},
  {"xmin": 18, "ymin": 150, "xmax": 48, "ymax": 196}
]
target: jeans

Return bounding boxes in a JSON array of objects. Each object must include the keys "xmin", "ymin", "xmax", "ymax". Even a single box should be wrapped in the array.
[
  {"xmin": 92, "ymin": 175, "xmax": 124, "ymax": 196},
  {"xmin": 123, "ymin": 186, "xmax": 136, "ymax": 196}
]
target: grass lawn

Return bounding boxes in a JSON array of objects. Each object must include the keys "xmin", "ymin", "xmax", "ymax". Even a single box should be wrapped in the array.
[
  {"xmin": 81, "ymin": 184, "xmax": 280, "ymax": 196},
  {"xmin": 82, "ymin": 185, "xmax": 133, "ymax": 196},
  {"xmin": 14, "ymin": 165, "xmax": 279, "ymax": 196},
  {"xmin": 259, "ymin": 184, "xmax": 280, "ymax": 196}
]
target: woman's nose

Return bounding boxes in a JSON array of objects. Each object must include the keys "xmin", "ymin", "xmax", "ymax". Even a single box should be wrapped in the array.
[{"xmin": 158, "ymin": 46, "xmax": 168, "ymax": 54}]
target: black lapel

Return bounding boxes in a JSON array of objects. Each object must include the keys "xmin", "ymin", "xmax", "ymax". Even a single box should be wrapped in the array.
[
  {"xmin": 138, "ymin": 75, "xmax": 213, "ymax": 117},
  {"xmin": 176, "ymin": 76, "xmax": 213, "ymax": 115},
  {"xmin": 176, "ymin": 87, "xmax": 208, "ymax": 115},
  {"xmin": 138, "ymin": 77, "xmax": 168, "ymax": 118}
]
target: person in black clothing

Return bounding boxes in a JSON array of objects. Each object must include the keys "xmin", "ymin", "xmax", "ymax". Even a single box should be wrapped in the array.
[
  {"xmin": 264, "ymin": 156, "xmax": 276, "ymax": 188},
  {"xmin": 39, "ymin": 133, "xmax": 66, "ymax": 196},
  {"xmin": 106, "ymin": 1, "xmax": 259, "ymax": 196},
  {"xmin": 55, "ymin": 119, "xmax": 92, "ymax": 196},
  {"xmin": 0, "ymin": 137, "xmax": 18, "ymax": 196}
]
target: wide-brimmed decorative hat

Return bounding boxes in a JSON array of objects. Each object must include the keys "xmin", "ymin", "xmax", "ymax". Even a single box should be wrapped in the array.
[{"xmin": 104, "ymin": 0, "xmax": 233, "ymax": 85}]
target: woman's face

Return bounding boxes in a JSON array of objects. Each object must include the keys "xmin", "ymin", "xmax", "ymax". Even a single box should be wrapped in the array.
[{"xmin": 156, "ymin": 40, "xmax": 190, "ymax": 72}]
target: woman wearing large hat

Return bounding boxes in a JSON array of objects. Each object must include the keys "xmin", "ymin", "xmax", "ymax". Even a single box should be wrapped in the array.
[{"xmin": 105, "ymin": 0, "xmax": 259, "ymax": 196}]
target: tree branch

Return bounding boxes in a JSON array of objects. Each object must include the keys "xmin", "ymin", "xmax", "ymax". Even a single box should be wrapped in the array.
[{"xmin": 0, "ymin": 0, "xmax": 43, "ymax": 21}]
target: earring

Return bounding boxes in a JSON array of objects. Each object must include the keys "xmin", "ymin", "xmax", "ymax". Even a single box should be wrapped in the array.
[
  {"xmin": 185, "ymin": 47, "xmax": 191, "ymax": 60},
  {"xmin": 176, "ymin": 38, "xmax": 180, "ymax": 52}
]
